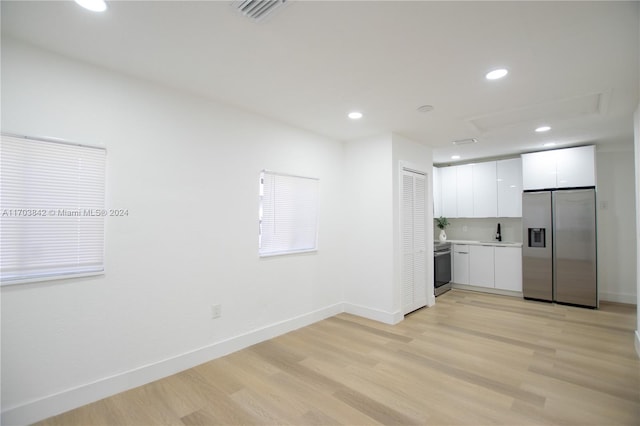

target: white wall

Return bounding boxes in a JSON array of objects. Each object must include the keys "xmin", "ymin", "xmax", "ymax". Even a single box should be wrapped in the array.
[
  {"xmin": 341, "ymin": 133, "xmax": 434, "ymax": 323},
  {"xmin": 343, "ymin": 134, "xmax": 395, "ymax": 322},
  {"xmin": 1, "ymin": 38, "xmax": 348, "ymax": 424},
  {"xmin": 596, "ymin": 143, "xmax": 637, "ymax": 304}
]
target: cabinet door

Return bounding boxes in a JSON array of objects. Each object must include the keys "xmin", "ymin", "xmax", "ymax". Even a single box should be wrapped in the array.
[
  {"xmin": 494, "ymin": 247, "xmax": 522, "ymax": 291},
  {"xmin": 522, "ymin": 151, "xmax": 557, "ymax": 190},
  {"xmin": 453, "ymin": 245, "xmax": 469, "ymax": 285},
  {"xmin": 556, "ymin": 145, "xmax": 595, "ymax": 188},
  {"xmin": 456, "ymin": 165, "xmax": 473, "ymax": 218},
  {"xmin": 440, "ymin": 166, "xmax": 457, "ymax": 218},
  {"xmin": 472, "ymin": 162, "xmax": 497, "ymax": 217},
  {"xmin": 433, "ymin": 167, "xmax": 442, "ymax": 218},
  {"xmin": 469, "ymin": 245, "xmax": 494, "ymax": 287},
  {"xmin": 497, "ymin": 158, "xmax": 522, "ymax": 217},
  {"xmin": 401, "ymin": 170, "xmax": 428, "ymax": 315}
]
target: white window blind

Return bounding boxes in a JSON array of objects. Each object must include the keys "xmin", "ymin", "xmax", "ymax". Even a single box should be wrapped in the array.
[
  {"xmin": 259, "ymin": 170, "xmax": 319, "ymax": 257},
  {"xmin": 1, "ymin": 134, "xmax": 107, "ymax": 285}
]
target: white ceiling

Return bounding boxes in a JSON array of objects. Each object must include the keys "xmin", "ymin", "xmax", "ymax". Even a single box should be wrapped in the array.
[{"xmin": 2, "ymin": 0, "xmax": 639, "ymax": 164}]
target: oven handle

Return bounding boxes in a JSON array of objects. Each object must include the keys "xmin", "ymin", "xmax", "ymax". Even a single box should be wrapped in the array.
[{"xmin": 434, "ymin": 250, "xmax": 451, "ymax": 257}]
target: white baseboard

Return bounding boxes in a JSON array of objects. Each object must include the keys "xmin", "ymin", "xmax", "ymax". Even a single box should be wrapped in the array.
[
  {"xmin": 343, "ymin": 302, "xmax": 403, "ymax": 324},
  {"xmin": 599, "ymin": 292, "xmax": 637, "ymax": 305},
  {"xmin": 452, "ymin": 283, "xmax": 523, "ymax": 298},
  {"xmin": 427, "ymin": 294, "xmax": 436, "ymax": 307},
  {"xmin": 0, "ymin": 303, "xmax": 344, "ymax": 426},
  {"xmin": 635, "ymin": 330, "xmax": 640, "ymax": 359}
]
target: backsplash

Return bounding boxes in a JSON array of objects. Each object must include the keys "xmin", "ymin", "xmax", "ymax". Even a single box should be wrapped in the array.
[{"xmin": 434, "ymin": 217, "xmax": 523, "ymax": 243}]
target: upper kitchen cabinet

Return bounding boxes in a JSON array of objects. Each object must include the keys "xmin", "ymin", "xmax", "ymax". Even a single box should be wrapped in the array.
[
  {"xmin": 434, "ymin": 158, "xmax": 520, "ymax": 218},
  {"xmin": 433, "ymin": 167, "xmax": 442, "ymax": 218},
  {"xmin": 522, "ymin": 145, "xmax": 595, "ymax": 190},
  {"xmin": 440, "ymin": 166, "xmax": 457, "ymax": 217},
  {"xmin": 522, "ymin": 150, "xmax": 557, "ymax": 190},
  {"xmin": 556, "ymin": 145, "xmax": 595, "ymax": 188},
  {"xmin": 456, "ymin": 164, "xmax": 474, "ymax": 217},
  {"xmin": 496, "ymin": 158, "xmax": 522, "ymax": 217},
  {"xmin": 472, "ymin": 162, "xmax": 498, "ymax": 217}
]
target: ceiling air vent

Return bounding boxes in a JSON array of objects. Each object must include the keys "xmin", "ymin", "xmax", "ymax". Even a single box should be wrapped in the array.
[
  {"xmin": 232, "ymin": 0, "xmax": 288, "ymax": 22},
  {"xmin": 452, "ymin": 138, "xmax": 478, "ymax": 145}
]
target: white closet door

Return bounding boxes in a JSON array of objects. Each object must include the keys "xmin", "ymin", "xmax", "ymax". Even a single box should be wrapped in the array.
[{"xmin": 402, "ymin": 169, "xmax": 427, "ymax": 315}]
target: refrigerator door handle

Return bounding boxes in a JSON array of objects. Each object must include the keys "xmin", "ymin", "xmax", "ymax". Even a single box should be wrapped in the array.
[{"xmin": 551, "ymin": 191, "xmax": 557, "ymax": 302}]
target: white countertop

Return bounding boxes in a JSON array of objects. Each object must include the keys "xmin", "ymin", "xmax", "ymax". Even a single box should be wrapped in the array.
[{"xmin": 441, "ymin": 239, "xmax": 523, "ymax": 247}]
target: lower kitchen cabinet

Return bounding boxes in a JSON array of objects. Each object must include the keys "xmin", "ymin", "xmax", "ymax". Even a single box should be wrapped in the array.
[
  {"xmin": 453, "ymin": 244, "xmax": 469, "ymax": 285},
  {"xmin": 451, "ymin": 243, "xmax": 522, "ymax": 292},
  {"xmin": 494, "ymin": 246, "xmax": 522, "ymax": 291},
  {"xmin": 469, "ymin": 245, "xmax": 494, "ymax": 288}
]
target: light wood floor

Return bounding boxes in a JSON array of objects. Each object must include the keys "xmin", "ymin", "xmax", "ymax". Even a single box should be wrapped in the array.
[{"xmin": 37, "ymin": 290, "xmax": 639, "ymax": 425}]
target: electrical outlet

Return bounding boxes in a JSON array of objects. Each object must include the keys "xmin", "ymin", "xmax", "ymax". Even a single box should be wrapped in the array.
[{"xmin": 211, "ymin": 304, "xmax": 222, "ymax": 319}]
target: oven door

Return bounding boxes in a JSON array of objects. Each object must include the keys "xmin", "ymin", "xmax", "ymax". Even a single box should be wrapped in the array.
[{"xmin": 434, "ymin": 249, "xmax": 451, "ymax": 288}]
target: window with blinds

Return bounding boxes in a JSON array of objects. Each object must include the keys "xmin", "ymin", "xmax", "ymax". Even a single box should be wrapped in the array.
[
  {"xmin": 258, "ymin": 170, "xmax": 319, "ymax": 257},
  {"xmin": 1, "ymin": 134, "xmax": 107, "ymax": 285}
]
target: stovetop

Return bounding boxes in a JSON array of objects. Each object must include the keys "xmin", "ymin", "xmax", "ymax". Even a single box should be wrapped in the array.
[{"xmin": 434, "ymin": 241, "xmax": 451, "ymax": 251}]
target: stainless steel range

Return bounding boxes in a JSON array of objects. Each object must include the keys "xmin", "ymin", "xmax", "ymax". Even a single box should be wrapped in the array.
[{"xmin": 434, "ymin": 241, "xmax": 452, "ymax": 296}]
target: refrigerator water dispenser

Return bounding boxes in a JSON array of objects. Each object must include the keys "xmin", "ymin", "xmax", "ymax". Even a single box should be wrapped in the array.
[{"xmin": 528, "ymin": 228, "xmax": 545, "ymax": 248}]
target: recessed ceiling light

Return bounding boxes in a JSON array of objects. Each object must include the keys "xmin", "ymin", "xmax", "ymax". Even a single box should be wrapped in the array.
[
  {"xmin": 543, "ymin": 142, "xmax": 556, "ymax": 147},
  {"xmin": 75, "ymin": 0, "xmax": 107, "ymax": 12},
  {"xmin": 485, "ymin": 68, "xmax": 508, "ymax": 80},
  {"xmin": 451, "ymin": 155, "xmax": 461, "ymax": 160},
  {"xmin": 535, "ymin": 126, "xmax": 551, "ymax": 132},
  {"xmin": 348, "ymin": 111, "xmax": 363, "ymax": 120}
]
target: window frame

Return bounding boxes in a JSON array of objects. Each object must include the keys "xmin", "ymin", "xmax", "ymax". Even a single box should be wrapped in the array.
[
  {"xmin": 258, "ymin": 170, "xmax": 320, "ymax": 257},
  {"xmin": 0, "ymin": 133, "xmax": 107, "ymax": 286}
]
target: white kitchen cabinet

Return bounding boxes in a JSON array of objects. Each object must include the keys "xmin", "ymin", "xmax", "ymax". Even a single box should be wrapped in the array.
[
  {"xmin": 522, "ymin": 150, "xmax": 557, "ymax": 190},
  {"xmin": 452, "ymin": 244, "xmax": 469, "ymax": 285},
  {"xmin": 456, "ymin": 164, "xmax": 473, "ymax": 217},
  {"xmin": 440, "ymin": 166, "xmax": 457, "ymax": 218},
  {"xmin": 497, "ymin": 158, "xmax": 522, "ymax": 217},
  {"xmin": 437, "ymin": 146, "xmax": 594, "ymax": 219},
  {"xmin": 469, "ymin": 245, "xmax": 494, "ymax": 288},
  {"xmin": 556, "ymin": 145, "xmax": 595, "ymax": 188},
  {"xmin": 522, "ymin": 146, "xmax": 595, "ymax": 190},
  {"xmin": 433, "ymin": 167, "xmax": 442, "ymax": 218},
  {"xmin": 494, "ymin": 246, "xmax": 522, "ymax": 292},
  {"xmin": 472, "ymin": 162, "xmax": 498, "ymax": 217}
]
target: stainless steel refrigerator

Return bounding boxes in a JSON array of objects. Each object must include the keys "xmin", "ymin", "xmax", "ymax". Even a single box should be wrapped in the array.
[{"xmin": 522, "ymin": 188, "xmax": 597, "ymax": 308}]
